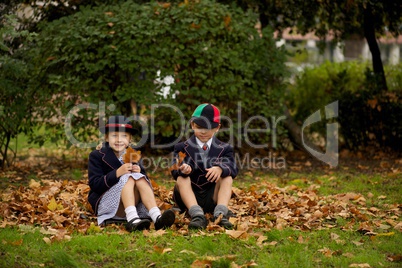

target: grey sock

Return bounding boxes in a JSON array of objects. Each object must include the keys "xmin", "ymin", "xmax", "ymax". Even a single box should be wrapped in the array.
[
  {"xmin": 189, "ymin": 205, "xmax": 204, "ymax": 218},
  {"xmin": 214, "ymin": 204, "xmax": 228, "ymax": 218}
]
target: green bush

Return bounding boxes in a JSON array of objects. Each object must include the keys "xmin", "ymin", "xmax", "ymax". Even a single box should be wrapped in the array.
[
  {"xmin": 31, "ymin": 0, "xmax": 288, "ymax": 153},
  {"xmin": 0, "ymin": 15, "xmax": 40, "ymax": 167},
  {"xmin": 287, "ymin": 61, "xmax": 402, "ymax": 150}
]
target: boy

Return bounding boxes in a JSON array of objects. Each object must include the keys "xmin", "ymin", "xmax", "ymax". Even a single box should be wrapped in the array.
[{"xmin": 171, "ymin": 104, "xmax": 238, "ymax": 229}]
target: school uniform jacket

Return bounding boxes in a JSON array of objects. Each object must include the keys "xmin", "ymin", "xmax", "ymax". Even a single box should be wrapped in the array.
[
  {"xmin": 87, "ymin": 142, "xmax": 146, "ymax": 214},
  {"xmin": 171, "ymin": 135, "xmax": 238, "ymax": 191}
]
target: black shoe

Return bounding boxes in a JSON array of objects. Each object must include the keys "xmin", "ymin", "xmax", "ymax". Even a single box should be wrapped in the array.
[
  {"xmin": 155, "ymin": 209, "xmax": 176, "ymax": 230},
  {"xmin": 214, "ymin": 214, "xmax": 233, "ymax": 229},
  {"xmin": 126, "ymin": 218, "xmax": 151, "ymax": 232},
  {"xmin": 188, "ymin": 215, "xmax": 207, "ymax": 230}
]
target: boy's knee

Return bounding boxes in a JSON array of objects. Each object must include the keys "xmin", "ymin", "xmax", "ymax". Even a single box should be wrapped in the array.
[
  {"xmin": 176, "ymin": 176, "xmax": 191, "ymax": 187},
  {"xmin": 221, "ymin": 176, "xmax": 233, "ymax": 184},
  {"xmin": 216, "ymin": 176, "xmax": 232, "ymax": 188}
]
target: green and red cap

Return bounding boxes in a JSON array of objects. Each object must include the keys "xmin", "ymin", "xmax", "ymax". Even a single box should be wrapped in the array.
[{"xmin": 191, "ymin": 103, "xmax": 220, "ymax": 129}]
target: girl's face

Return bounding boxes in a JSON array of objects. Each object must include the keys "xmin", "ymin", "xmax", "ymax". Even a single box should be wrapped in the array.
[
  {"xmin": 106, "ymin": 131, "xmax": 131, "ymax": 154},
  {"xmin": 191, "ymin": 122, "xmax": 220, "ymax": 143}
]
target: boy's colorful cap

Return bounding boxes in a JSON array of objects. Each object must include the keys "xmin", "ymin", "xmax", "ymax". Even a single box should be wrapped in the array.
[
  {"xmin": 100, "ymin": 115, "xmax": 137, "ymax": 135},
  {"xmin": 191, "ymin": 103, "xmax": 220, "ymax": 129}
]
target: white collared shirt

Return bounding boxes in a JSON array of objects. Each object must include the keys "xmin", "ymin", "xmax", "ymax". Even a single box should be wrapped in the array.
[{"xmin": 195, "ymin": 137, "xmax": 213, "ymax": 150}]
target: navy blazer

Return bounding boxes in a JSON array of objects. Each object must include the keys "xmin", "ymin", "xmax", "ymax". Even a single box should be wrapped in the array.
[
  {"xmin": 171, "ymin": 135, "xmax": 238, "ymax": 191},
  {"xmin": 87, "ymin": 142, "xmax": 147, "ymax": 214}
]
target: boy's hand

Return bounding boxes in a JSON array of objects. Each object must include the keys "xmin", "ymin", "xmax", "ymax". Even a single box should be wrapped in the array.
[
  {"xmin": 205, "ymin": 166, "xmax": 222, "ymax": 183},
  {"xmin": 179, "ymin": 163, "xmax": 192, "ymax": 175}
]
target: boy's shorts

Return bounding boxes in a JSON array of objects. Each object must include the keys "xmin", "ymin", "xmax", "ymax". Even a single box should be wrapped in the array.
[{"xmin": 173, "ymin": 184, "xmax": 216, "ymax": 214}]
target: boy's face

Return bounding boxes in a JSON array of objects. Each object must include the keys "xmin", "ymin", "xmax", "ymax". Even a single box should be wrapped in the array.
[
  {"xmin": 191, "ymin": 122, "xmax": 220, "ymax": 143},
  {"xmin": 105, "ymin": 131, "xmax": 131, "ymax": 153}
]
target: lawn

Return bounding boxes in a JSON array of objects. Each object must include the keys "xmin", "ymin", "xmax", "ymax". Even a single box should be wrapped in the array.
[{"xmin": 0, "ymin": 146, "xmax": 401, "ymax": 267}]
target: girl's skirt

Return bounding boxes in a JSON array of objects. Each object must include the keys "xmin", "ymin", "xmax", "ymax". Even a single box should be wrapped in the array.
[{"xmin": 97, "ymin": 173, "xmax": 151, "ymax": 225}]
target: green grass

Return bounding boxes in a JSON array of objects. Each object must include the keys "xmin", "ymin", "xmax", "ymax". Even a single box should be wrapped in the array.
[
  {"xmin": 238, "ymin": 169, "xmax": 402, "ymax": 204},
  {"xmin": 285, "ymin": 170, "xmax": 402, "ymax": 204},
  {"xmin": 8, "ymin": 130, "xmax": 55, "ymax": 151},
  {"xmin": 7, "ymin": 132, "xmax": 91, "ymax": 163},
  {"xmin": 1, "ymin": 223, "xmax": 401, "ymax": 267}
]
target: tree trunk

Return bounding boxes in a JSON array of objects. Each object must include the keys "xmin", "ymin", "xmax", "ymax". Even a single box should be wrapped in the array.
[
  {"xmin": 283, "ymin": 106, "xmax": 322, "ymax": 154},
  {"xmin": 283, "ymin": 107, "xmax": 303, "ymax": 150},
  {"xmin": 363, "ymin": 5, "xmax": 388, "ymax": 91}
]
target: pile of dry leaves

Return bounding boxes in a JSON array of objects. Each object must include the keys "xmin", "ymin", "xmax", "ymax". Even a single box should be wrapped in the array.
[{"xmin": 1, "ymin": 175, "xmax": 401, "ymax": 241}]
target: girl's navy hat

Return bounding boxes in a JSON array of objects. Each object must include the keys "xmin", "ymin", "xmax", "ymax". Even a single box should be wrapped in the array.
[
  {"xmin": 100, "ymin": 115, "xmax": 137, "ymax": 135},
  {"xmin": 191, "ymin": 103, "xmax": 220, "ymax": 129}
]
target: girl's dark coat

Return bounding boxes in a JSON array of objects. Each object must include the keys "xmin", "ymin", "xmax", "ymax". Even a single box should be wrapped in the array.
[{"xmin": 87, "ymin": 143, "xmax": 146, "ymax": 214}]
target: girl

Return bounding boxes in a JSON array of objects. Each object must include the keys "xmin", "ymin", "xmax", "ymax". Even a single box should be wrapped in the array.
[{"xmin": 88, "ymin": 115, "xmax": 175, "ymax": 231}]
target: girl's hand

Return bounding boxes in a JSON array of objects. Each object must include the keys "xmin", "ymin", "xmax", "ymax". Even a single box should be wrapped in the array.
[
  {"xmin": 116, "ymin": 163, "xmax": 134, "ymax": 177},
  {"xmin": 131, "ymin": 164, "xmax": 141, "ymax": 173},
  {"xmin": 179, "ymin": 163, "xmax": 192, "ymax": 175}
]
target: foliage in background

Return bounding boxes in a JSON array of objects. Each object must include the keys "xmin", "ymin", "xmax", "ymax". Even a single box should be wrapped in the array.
[
  {"xmin": 222, "ymin": 0, "xmax": 402, "ymax": 92},
  {"xmin": 31, "ymin": 0, "xmax": 288, "ymax": 153},
  {"xmin": 0, "ymin": 15, "xmax": 39, "ymax": 167},
  {"xmin": 286, "ymin": 61, "xmax": 402, "ymax": 150},
  {"xmin": 2, "ymin": 0, "xmax": 401, "ymax": 166}
]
